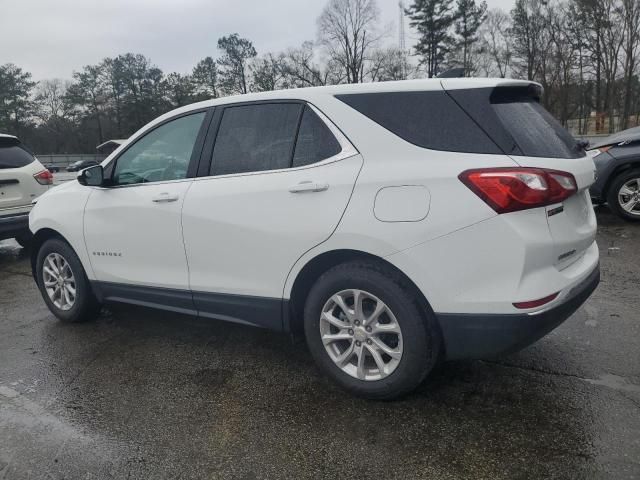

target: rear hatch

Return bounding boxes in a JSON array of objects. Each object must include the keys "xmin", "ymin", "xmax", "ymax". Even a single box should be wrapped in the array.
[
  {"xmin": 444, "ymin": 81, "xmax": 597, "ymax": 269},
  {"xmin": 0, "ymin": 136, "xmax": 47, "ymax": 212}
]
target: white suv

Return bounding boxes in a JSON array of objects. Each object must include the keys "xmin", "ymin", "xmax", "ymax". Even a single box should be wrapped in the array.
[
  {"xmin": 29, "ymin": 79, "xmax": 599, "ymax": 399},
  {"xmin": 0, "ymin": 134, "xmax": 52, "ymax": 246}
]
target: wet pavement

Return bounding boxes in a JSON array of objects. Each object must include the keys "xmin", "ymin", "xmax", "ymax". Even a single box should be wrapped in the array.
[{"xmin": 0, "ymin": 207, "xmax": 639, "ymax": 479}]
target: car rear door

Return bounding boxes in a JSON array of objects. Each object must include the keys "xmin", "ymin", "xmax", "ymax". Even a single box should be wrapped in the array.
[
  {"xmin": 181, "ymin": 102, "xmax": 362, "ymax": 329},
  {"xmin": 83, "ymin": 110, "xmax": 210, "ymax": 300}
]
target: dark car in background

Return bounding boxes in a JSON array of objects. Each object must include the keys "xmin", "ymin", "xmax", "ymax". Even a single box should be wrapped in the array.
[
  {"xmin": 66, "ymin": 159, "xmax": 99, "ymax": 172},
  {"xmin": 44, "ymin": 163, "xmax": 60, "ymax": 173},
  {"xmin": 589, "ymin": 126, "xmax": 640, "ymax": 221}
]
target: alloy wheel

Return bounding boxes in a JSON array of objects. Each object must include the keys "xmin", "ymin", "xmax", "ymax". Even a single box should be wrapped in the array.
[
  {"xmin": 42, "ymin": 253, "xmax": 77, "ymax": 311},
  {"xmin": 319, "ymin": 289, "xmax": 403, "ymax": 381},
  {"xmin": 618, "ymin": 178, "xmax": 640, "ymax": 217}
]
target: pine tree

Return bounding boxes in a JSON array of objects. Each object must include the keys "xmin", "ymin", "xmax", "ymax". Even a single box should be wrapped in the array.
[
  {"xmin": 454, "ymin": 0, "xmax": 488, "ymax": 74},
  {"xmin": 406, "ymin": 0, "xmax": 456, "ymax": 77}
]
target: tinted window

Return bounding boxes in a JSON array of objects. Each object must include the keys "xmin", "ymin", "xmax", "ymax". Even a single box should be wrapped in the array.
[
  {"xmin": 113, "ymin": 112, "xmax": 205, "ymax": 185},
  {"xmin": 335, "ymin": 91, "xmax": 501, "ymax": 154},
  {"xmin": 447, "ymin": 87, "xmax": 585, "ymax": 159},
  {"xmin": 0, "ymin": 142, "xmax": 35, "ymax": 169},
  {"xmin": 491, "ymin": 92, "xmax": 584, "ymax": 158},
  {"xmin": 293, "ymin": 107, "xmax": 342, "ymax": 167},
  {"xmin": 212, "ymin": 103, "xmax": 302, "ymax": 175}
]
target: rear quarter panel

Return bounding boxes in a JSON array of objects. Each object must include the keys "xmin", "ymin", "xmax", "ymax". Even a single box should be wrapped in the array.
[{"xmin": 283, "ymin": 94, "xmax": 518, "ymax": 299}]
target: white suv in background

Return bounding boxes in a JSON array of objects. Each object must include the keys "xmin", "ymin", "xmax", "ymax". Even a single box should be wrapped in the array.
[
  {"xmin": 0, "ymin": 134, "xmax": 52, "ymax": 247},
  {"xmin": 29, "ymin": 79, "xmax": 599, "ymax": 399}
]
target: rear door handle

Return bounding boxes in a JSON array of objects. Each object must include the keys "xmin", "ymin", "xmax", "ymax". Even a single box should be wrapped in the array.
[
  {"xmin": 288, "ymin": 181, "xmax": 329, "ymax": 193},
  {"xmin": 152, "ymin": 193, "xmax": 179, "ymax": 203}
]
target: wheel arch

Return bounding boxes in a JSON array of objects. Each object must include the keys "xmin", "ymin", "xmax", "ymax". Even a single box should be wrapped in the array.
[
  {"xmin": 286, "ymin": 249, "xmax": 441, "ymax": 342},
  {"xmin": 30, "ymin": 228, "xmax": 73, "ymax": 282}
]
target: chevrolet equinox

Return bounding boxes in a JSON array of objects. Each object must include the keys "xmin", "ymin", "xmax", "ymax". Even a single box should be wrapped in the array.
[{"xmin": 29, "ymin": 79, "xmax": 600, "ymax": 399}]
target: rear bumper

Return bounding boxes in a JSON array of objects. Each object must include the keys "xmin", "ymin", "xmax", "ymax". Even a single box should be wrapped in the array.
[
  {"xmin": 437, "ymin": 264, "xmax": 600, "ymax": 360},
  {"xmin": 0, "ymin": 212, "xmax": 30, "ymax": 240}
]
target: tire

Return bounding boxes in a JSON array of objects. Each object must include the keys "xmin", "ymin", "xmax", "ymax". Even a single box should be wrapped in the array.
[
  {"xmin": 607, "ymin": 169, "xmax": 640, "ymax": 221},
  {"xmin": 304, "ymin": 261, "xmax": 441, "ymax": 400},
  {"xmin": 15, "ymin": 232, "xmax": 33, "ymax": 249},
  {"xmin": 36, "ymin": 238, "xmax": 101, "ymax": 323}
]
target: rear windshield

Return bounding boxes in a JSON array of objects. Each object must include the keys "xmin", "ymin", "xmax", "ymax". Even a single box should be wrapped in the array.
[
  {"xmin": 0, "ymin": 142, "xmax": 36, "ymax": 169},
  {"xmin": 490, "ymin": 89, "xmax": 583, "ymax": 158},
  {"xmin": 335, "ymin": 91, "xmax": 502, "ymax": 154},
  {"xmin": 447, "ymin": 86, "xmax": 585, "ymax": 159}
]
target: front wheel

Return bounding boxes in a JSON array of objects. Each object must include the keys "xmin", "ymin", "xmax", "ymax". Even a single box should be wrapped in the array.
[
  {"xmin": 36, "ymin": 238, "xmax": 101, "ymax": 323},
  {"xmin": 607, "ymin": 169, "xmax": 640, "ymax": 221},
  {"xmin": 304, "ymin": 261, "xmax": 441, "ymax": 400}
]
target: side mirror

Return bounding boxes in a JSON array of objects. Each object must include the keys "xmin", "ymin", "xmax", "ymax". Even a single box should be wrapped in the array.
[{"xmin": 78, "ymin": 165, "xmax": 104, "ymax": 187}]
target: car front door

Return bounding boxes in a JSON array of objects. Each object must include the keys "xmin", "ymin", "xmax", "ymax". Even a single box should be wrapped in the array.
[
  {"xmin": 182, "ymin": 102, "xmax": 362, "ymax": 329},
  {"xmin": 84, "ymin": 110, "xmax": 210, "ymax": 304}
]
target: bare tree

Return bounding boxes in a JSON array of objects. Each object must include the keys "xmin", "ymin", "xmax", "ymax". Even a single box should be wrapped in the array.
[
  {"xmin": 281, "ymin": 41, "xmax": 344, "ymax": 87},
  {"xmin": 317, "ymin": 0, "xmax": 382, "ymax": 83},
  {"xmin": 34, "ymin": 79, "xmax": 70, "ymax": 122},
  {"xmin": 250, "ymin": 53, "xmax": 289, "ymax": 92},
  {"xmin": 620, "ymin": 0, "xmax": 640, "ymax": 129},
  {"xmin": 367, "ymin": 47, "xmax": 415, "ymax": 81},
  {"xmin": 479, "ymin": 9, "xmax": 512, "ymax": 77}
]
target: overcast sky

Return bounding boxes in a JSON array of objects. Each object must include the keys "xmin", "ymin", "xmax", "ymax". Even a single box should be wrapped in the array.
[{"xmin": 2, "ymin": 0, "xmax": 515, "ymax": 81}]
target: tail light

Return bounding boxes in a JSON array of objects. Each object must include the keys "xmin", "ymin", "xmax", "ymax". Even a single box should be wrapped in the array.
[
  {"xmin": 459, "ymin": 168, "xmax": 577, "ymax": 214},
  {"xmin": 33, "ymin": 169, "xmax": 54, "ymax": 185}
]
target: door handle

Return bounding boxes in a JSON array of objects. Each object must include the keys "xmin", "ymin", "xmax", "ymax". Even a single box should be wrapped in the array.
[
  {"xmin": 152, "ymin": 193, "xmax": 179, "ymax": 203},
  {"xmin": 288, "ymin": 181, "xmax": 329, "ymax": 193}
]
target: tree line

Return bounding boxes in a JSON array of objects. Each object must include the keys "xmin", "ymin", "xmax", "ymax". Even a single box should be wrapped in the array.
[{"xmin": 1, "ymin": 0, "xmax": 639, "ymax": 154}]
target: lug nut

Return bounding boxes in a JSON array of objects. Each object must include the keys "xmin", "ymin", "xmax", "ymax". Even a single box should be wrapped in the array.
[
  {"xmin": 355, "ymin": 340, "xmax": 361, "ymax": 346},
  {"xmin": 348, "ymin": 329, "xmax": 354, "ymax": 335},
  {"xmin": 366, "ymin": 339, "xmax": 372, "ymax": 345},
  {"xmin": 365, "ymin": 326, "xmax": 372, "ymax": 332},
  {"xmin": 354, "ymin": 320, "xmax": 360, "ymax": 326}
]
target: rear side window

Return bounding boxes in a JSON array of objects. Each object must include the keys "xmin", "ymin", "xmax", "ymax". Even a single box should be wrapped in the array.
[
  {"xmin": 448, "ymin": 87, "xmax": 585, "ymax": 159},
  {"xmin": 0, "ymin": 142, "xmax": 35, "ymax": 169},
  {"xmin": 212, "ymin": 103, "xmax": 302, "ymax": 175},
  {"xmin": 293, "ymin": 107, "xmax": 342, "ymax": 167},
  {"xmin": 335, "ymin": 91, "xmax": 501, "ymax": 154}
]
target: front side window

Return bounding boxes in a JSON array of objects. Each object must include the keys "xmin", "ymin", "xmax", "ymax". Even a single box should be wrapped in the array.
[
  {"xmin": 112, "ymin": 112, "xmax": 206, "ymax": 186},
  {"xmin": 211, "ymin": 103, "xmax": 302, "ymax": 176}
]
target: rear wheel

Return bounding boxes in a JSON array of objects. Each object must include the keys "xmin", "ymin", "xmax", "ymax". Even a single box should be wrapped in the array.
[
  {"xmin": 36, "ymin": 238, "xmax": 101, "ymax": 323},
  {"xmin": 607, "ymin": 169, "xmax": 640, "ymax": 221},
  {"xmin": 304, "ymin": 261, "xmax": 440, "ymax": 400}
]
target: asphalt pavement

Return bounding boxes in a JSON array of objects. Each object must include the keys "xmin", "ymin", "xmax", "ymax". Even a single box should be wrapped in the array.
[{"xmin": 0, "ymin": 207, "xmax": 638, "ymax": 479}]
